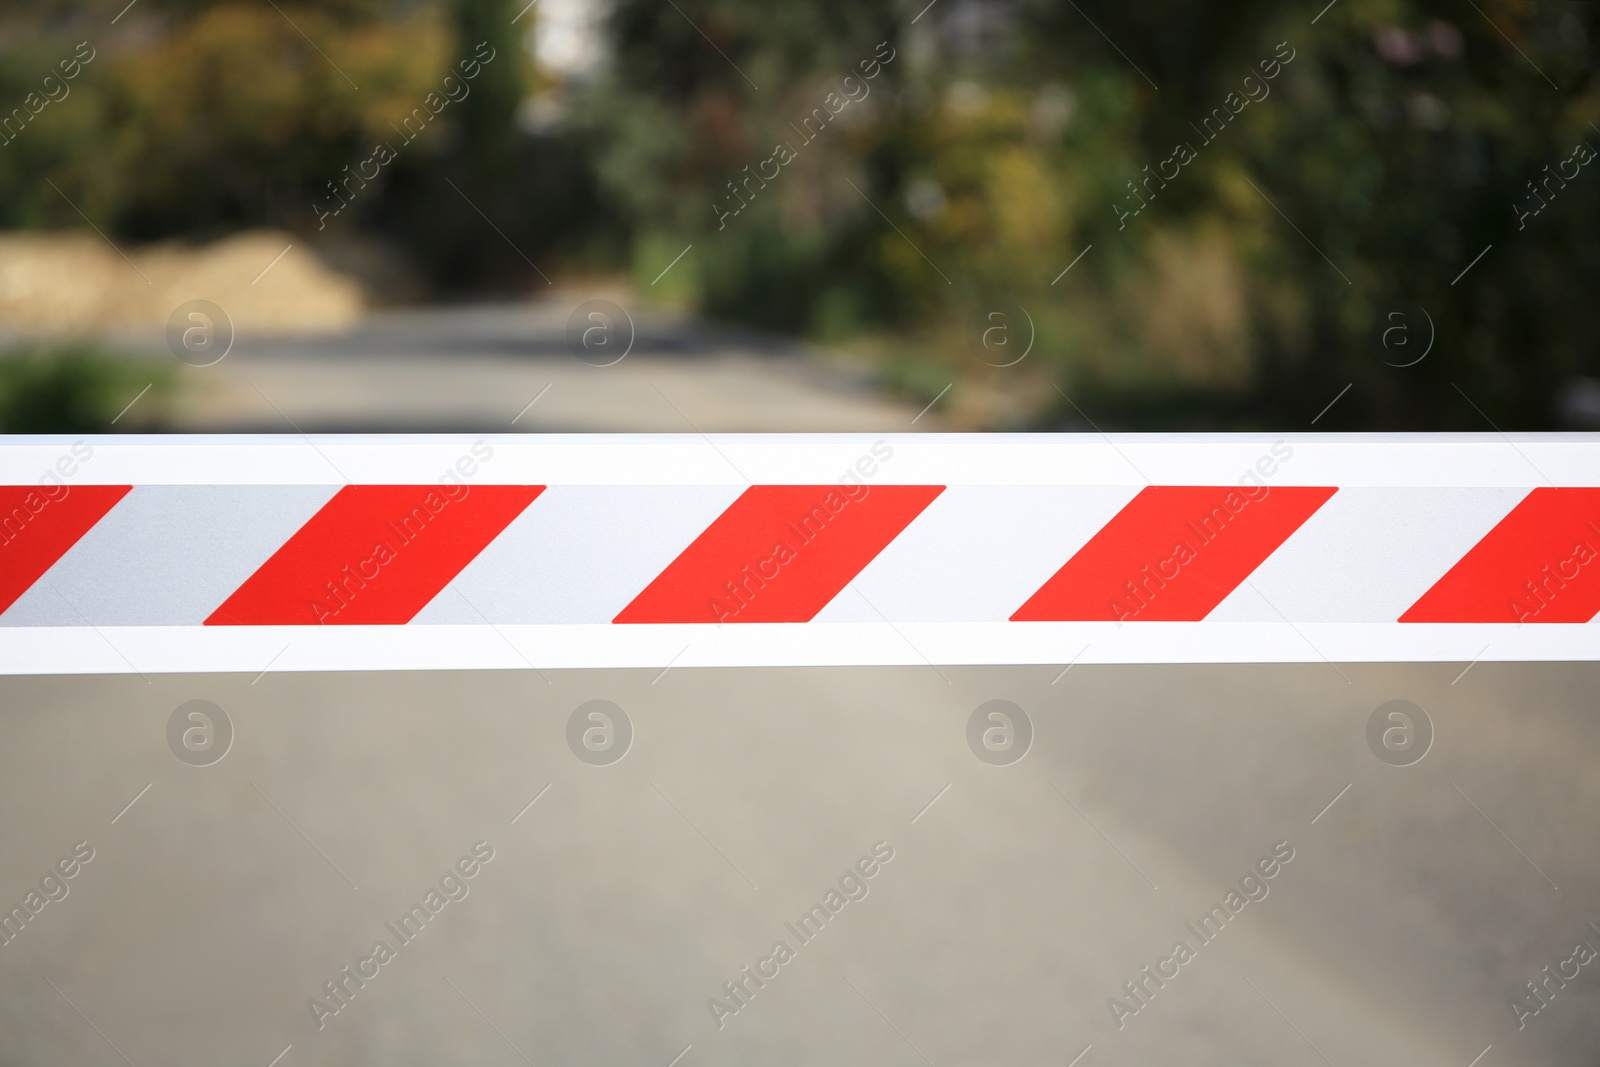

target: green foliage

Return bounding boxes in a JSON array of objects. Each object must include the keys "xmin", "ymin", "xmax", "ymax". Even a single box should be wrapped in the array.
[
  {"xmin": 0, "ymin": 5, "xmax": 453, "ymax": 236},
  {"xmin": 452, "ymin": 0, "xmax": 524, "ymax": 155},
  {"xmin": 0, "ymin": 1, "xmax": 576, "ymax": 288},
  {"xmin": 0, "ymin": 345, "xmax": 171, "ymax": 432},
  {"xmin": 579, "ymin": 0, "xmax": 1600, "ymax": 428}
]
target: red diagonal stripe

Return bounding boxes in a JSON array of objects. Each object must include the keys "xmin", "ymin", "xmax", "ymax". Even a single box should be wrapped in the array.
[
  {"xmin": 1400, "ymin": 487, "xmax": 1600, "ymax": 623},
  {"xmin": 206, "ymin": 485, "xmax": 543, "ymax": 625},
  {"xmin": 0, "ymin": 485, "xmax": 131, "ymax": 613},
  {"xmin": 1011, "ymin": 485, "xmax": 1337, "ymax": 622},
  {"xmin": 614, "ymin": 484, "xmax": 944, "ymax": 624}
]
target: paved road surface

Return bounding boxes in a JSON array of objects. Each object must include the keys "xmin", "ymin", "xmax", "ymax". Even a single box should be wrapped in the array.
[
  {"xmin": 0, "ymin": 663, "xmax": 1595, "ymax": 1066},
  {"xmin": 115, "ymin": 300, "xmax": 929, "ymax": 433}
]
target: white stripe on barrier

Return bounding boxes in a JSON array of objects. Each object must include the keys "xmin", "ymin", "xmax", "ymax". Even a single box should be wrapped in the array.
[
  {"xmin": 0, "ymin": 622, "xmax": 1594, "ymax": 676},
  {"xmin": 1, "ymin": 432, "xmax": 1597, "ymax": 486}
]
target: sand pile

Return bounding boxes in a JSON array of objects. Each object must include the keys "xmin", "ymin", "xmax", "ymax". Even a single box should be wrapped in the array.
[{"xmin": 0, "ymin": 230, "xmax": 365, "ymax": 336}]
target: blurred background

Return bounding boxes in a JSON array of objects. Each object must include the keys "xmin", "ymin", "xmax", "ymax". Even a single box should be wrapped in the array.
[{"xmin": 0, "ymin": 0, "xmax": 1598, "ymax": 431}]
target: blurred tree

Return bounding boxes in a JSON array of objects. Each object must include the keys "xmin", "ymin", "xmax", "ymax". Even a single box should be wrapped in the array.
[
  {"xmin": 0, "ymin": 3, "xmax": 451, "ymax": 236},
  {"xmin": 577, "ymin": 0, "xmax": 906, "ymax": 328},
  {"xmin": 453, "ymin": 0, "xmax": 522, "ymax": 156},
  {"xmin": 373, "ymin": 0, "xmax": 548, "ymax": 289},
  {"xmin": 576, "ymin": 0, "xmax": 1600, "ymax": 429},
  {"xmin": 102, "ymin": 5, "xmax": 449, "ymax": 237},
  {"xmin": 1062, "ymin": 0, "xmax": 1600, "ymax": 429},
  {"xmin": 0, "ymin": 0, "xmax": 592, "ymax": 291}
]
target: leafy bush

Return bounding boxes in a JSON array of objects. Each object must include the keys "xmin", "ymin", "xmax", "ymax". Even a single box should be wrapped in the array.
[
  {"xmin": 0, "ymin": 345, "xmax": 171, "ymax": 432},
  {"xmin": 578, "ymin": 0, "xmax": 1600, "ymax": 429}
]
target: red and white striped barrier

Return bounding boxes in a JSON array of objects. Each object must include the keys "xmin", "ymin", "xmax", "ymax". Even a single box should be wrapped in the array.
[{"xmin": 0, "ymin": 434, "xmax": 1595, "ymax": 673}]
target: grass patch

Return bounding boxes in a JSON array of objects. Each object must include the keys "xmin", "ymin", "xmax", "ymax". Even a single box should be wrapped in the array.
[{"xmin": 0, "ymin": 344, "xmax": 173, "ymax": 432}]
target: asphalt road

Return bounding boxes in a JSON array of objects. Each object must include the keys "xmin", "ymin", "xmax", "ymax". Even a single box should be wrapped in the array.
[
  {"xmin": 0, "ymin": 662, "xmax": 1595, "ymax": 1067},
  {"xmin": 119, "ymin": 300, "xmax": 928, "ymax": 433}
]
